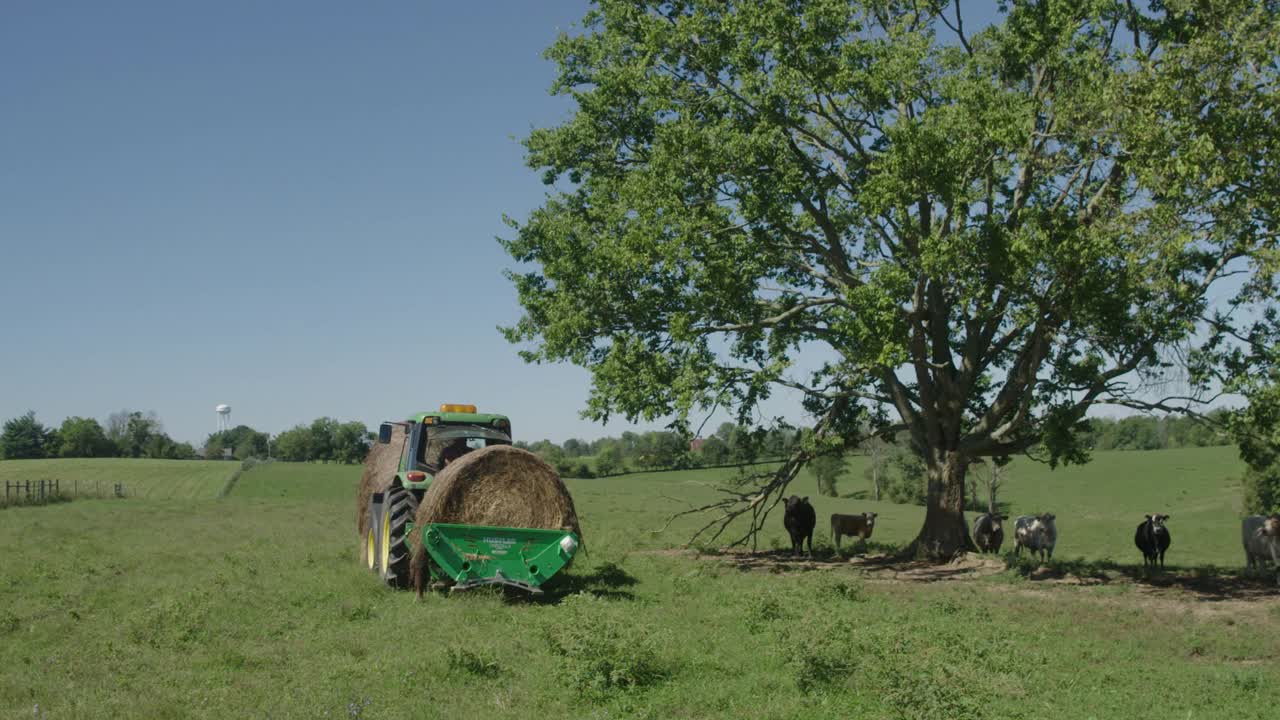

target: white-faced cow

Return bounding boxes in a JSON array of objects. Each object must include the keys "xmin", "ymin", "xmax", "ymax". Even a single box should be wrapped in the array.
[
  {"xmin": 831, "ymin": 512, "xmax": 877, "ymax": 552},
  {"xmin": 1242, "ymin": 514, "xmax": 1280, "ymax": 585},
  {"xmin": 1134, "ymin": 513, "xmax": 1171, "ymax": 569},
  {"xmin": 783, "ymin": 495, "xmax": 816, "ymax": 557},
  {"xmin": 1013, "ymin": 514, "xmax": 1057, "ymax": 562},
  {"xmin": 971, "ymin": 513, "xmax": 1007, "ymax": 554}
]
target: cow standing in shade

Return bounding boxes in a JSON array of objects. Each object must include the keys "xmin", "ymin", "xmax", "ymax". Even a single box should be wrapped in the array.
[
  {"xmin": 1014, "ymin": 514, "xmax": 1057, "ymax": 562},
  {"xmin": 1242, "ymin": 514, "xmax": 1280, "ymax": 584},
  {"xmin": 1134, "ymin": 513, "xmax": 1171, "ymax": 569},
  {"xmin": 783, "ymin": 495, "xmax": 816, "ymax": 557},
  {"xmin": 971, "ymin": 513, "xmax": 1007, "ymax": 554},
  {"xmin": 831, "ymin": 512, "xmax": 877, "ymax": 552}
]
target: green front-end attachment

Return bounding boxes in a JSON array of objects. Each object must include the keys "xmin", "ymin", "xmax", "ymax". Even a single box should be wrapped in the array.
[{"xmin": 423, "ymin": 523, "xmax": 580, "ymax": 594}]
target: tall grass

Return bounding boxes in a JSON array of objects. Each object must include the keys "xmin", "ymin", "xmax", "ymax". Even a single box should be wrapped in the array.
[
  {"xmin": 0, "ymin": 458, "xmax": 237, "ymax": 500},
  {"xmin": 0, "ymin": 449, "xmax": 1275, "ymax": 718}
]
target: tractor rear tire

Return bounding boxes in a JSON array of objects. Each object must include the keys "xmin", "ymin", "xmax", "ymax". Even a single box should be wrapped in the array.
[
  {"xmin": 380, "ymin": 487, "xmax": 417, "ymax": 589},
  {"xmin": 364, "ymin": 501, "xmax": 382, "ymax": 572}
]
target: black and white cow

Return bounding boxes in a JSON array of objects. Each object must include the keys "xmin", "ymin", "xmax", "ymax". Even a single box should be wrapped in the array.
[
  {"xmin": 1134, "ymin": 513, "xmax": 1171, "ymax": 569},
  {"xmin": 971, "ymin": 513, "xmax": 1007, "ymax": 554},
  {"xmin": 1243, "ymin": 514, "xmax": 1280, "ymax": 585},
  {"xmin": 1014, "ymin": 514, "xmax": 1057, "ymax": 562}
]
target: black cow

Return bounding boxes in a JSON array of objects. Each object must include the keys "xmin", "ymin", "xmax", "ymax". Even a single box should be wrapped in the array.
[
  {"xmin": 1134, "ymin": 513, "xmax": 1171, "ymax": 569},
  {"xmin": 784, "ymin": 495, "xmax": 816, "ymax": 557},
  {"xmin": 972, "ymin": 513, "xmax": 1007, "ymax": 554}
]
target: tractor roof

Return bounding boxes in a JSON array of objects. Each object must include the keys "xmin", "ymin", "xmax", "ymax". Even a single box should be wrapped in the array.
[{"xmin": 407, "ymin": 410, "xmax": 510, "ymax": 426}]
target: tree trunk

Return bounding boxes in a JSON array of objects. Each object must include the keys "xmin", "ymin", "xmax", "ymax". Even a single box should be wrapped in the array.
[
  {"xmin": 872, "ymin": 464, "xmax": 881, "ymax": 502},
  {"xmin": 987, "ymin": 462, "xmax": 999, "ymax": 515},
  {"xmin": 909, "ymin": 454, "xmax": 974, "ymax": 560}
]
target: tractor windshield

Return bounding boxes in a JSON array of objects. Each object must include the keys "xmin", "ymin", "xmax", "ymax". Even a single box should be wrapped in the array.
[{"xmin": 417, "ymin": 425, "xmax": 511, "ymax": 473}]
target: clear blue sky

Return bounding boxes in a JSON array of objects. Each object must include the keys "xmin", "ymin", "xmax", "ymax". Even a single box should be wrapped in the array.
[
  {"xmin": 0, "ymin": 0, "xmax": 813, "ymax": 445},
  {"xmin": 0, "ymin": 1, "xmax": 1220, "ymax": 447}
]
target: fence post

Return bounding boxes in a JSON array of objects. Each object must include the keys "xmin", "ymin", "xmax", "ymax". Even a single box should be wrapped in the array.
[{"xmin": 25, "ymin": 480, "xmax": 31, "ymax": 500}]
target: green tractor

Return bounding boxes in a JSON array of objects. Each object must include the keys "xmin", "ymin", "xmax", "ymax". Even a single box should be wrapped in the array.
[{"xmin": 360, "ymin": 404, "xmax": 581, "ymax": 595}]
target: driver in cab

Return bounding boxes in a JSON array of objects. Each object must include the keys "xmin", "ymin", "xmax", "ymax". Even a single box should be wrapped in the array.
[{"xmin": 440, "ymin": 439, "xmax": 470, "ymax": 468}]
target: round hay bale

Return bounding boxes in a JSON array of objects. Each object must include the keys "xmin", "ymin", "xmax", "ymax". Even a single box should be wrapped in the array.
[
  {"xmin": 356, "ymin": 424, "xmax": 408, "ymax": 539},
  {"xmin": 409, "ymin": 445, "xmax": 582, "ymax": 590}
]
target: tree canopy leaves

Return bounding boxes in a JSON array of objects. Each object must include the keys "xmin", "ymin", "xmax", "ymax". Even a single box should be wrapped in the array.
[{"xmin": 506, "ymin": 0, "xmax": 1279, "ymax": 551}]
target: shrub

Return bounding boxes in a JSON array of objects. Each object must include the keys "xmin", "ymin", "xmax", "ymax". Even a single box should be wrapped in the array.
[
  {"xmin": 446, "ymin": 646, "xmax": 501, "ymax": 677},
  {"xmin": 812, "ymin": 575, "xmax": 866, "ymax": 604},
  {"xmin": 849, "ymin": 624, "xmax": 990, "ymax": 720},
  {"xmin": 741, "ymin": 592, "xmax": 789, "ymax": 634},
  {"xmin": 544, "ymin": 594, "xmax": 667, "ymax": 698},
  {"xmin": 769, "ymin": 617, "xmax": 858, "ymax": 694}
]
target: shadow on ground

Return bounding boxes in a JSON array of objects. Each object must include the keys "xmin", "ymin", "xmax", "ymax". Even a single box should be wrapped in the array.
[
  {"xmin": 534, "ymin": 561, "xmax": 639, "ymax": 603},
  {"xmin": 686, "ymin": 545, "xmax": 1008, "ymax": 582},
  {"xmin": 1005, "ymin": 556, "xmax": 1280, "ymax": 601},
  {"xmin": 655, "ymin": 546, "xmax": 1280, "ymax": 601}
]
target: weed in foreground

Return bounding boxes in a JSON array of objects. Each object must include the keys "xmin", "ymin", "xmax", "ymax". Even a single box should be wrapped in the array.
[
  {"xmin": 742, "ymin": 591, "xmax": 790, "ymax": 634},
  {"xmin": 543, "ymin": 593, "xmax": 668, "ymax": 699},
  {"xmin": 771, "ymin": 618, "xmax": 859, "ymax": 694},
  {"xmin": 446, "ymin": 646, "xmax": 502, "ymax": 677}
]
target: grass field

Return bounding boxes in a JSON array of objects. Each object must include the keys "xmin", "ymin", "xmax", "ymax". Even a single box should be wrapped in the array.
[
  {"xmin": 2, "ymin": 449, "xmax": 1278, "ymax": 719},
  {"xmin": 0, "ymin": 458, "xmax": 237, "ymax": 501},
  {"xmin": 566, "ymin": 445, "xmax": 1250, "ymax": 567}
]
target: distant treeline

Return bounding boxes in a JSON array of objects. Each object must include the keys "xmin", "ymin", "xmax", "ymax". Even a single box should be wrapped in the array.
[
  {"xmin": 1, "ymin": 409, "xmax": 1230, "ymax": 471},
  {"xmin": 184, "ymin": 417, "xmax": 371, "ymax": 463},
  {"xmin": 1079, "ymin": 413, "xmax": 1229, "ymax": 451},
  {"xmin": 516, "ymin": 423, "xmax": 798, "ymax": 478},
  {"xmin": 267, "ymin": 418, "xmax": 371, "ymax": 464},
  {"xmin": 0, "ymin": 411, "xmax": 372, "ymax": 464},
  {"xmin": 0, "ymin": 411, "xmax": 198, "ymax": 460},
  {"xmin": 518, "ymin": 414, "xmax": 1230, "ymax": 479}
]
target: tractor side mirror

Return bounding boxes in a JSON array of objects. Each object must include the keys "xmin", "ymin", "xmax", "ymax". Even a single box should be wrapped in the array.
[{"xmin": 377, "ymin": 423, "xmax": 393, "ymax": 444}]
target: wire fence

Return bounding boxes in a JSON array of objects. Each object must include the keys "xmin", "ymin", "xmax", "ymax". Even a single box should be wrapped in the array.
[{"xmin": 1, "ymin": 479, "xmax": 128, "ymax": 508}]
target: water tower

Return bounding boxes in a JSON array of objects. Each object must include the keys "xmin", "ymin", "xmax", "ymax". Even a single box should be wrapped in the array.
[{"xmin": 215, "ymin": 404, "xmax": 232, "ymax": 432}]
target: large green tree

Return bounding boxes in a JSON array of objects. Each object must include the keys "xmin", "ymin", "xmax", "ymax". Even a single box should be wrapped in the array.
[
  {"xmin": 273, "ymin": 425, "xmax": 312, "ymax": 462},
  {"xmin": 1235, "ymin": 378, "xmax": 1280, "ymax": 515},
  {"xmin": 332, "ymin": 421, "xmax": 372, "ymax": 464},
  {"xmin": 105, "ymin": 410, "xmax": 165, "ymax": 458},
  {"xmin": 57, "ymin": 417, "xmax": 116, "ymax": 458},
  {"xmin": 0, "ymin": 411, "xmax": 55, "ymax": 459},
  {"xmin": 205, "ymin": 424, "xmax": 270, "ymax": 460},
  {"xmin": 505, "ymin": 0, "xmax": 1279, "ymax": 556},
  {"xmin": 1226, "ymin": 337, "xmax": 1280, "ymax": 515},
  {"xmin": 266, "ymin": 418, "xmax": 369, "ymax": 463}
]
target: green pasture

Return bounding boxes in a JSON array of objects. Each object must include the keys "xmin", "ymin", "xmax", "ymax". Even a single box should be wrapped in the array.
[
  {"xmin": 560, "ymin": 445, "xmax": 1248, "ymax": 568},
  {"xmin": 1, "ymin": 449, "xmax": 1277, "ymax": 719},
  {"xmin": 0, "ymin": 458, "xmax": 236, "ymax": 501}
]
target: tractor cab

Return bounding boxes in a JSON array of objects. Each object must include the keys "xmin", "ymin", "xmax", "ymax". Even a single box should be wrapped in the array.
[{"xmin": 377, "ymin": 404, "xmax": 512, "ymax": 493}]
